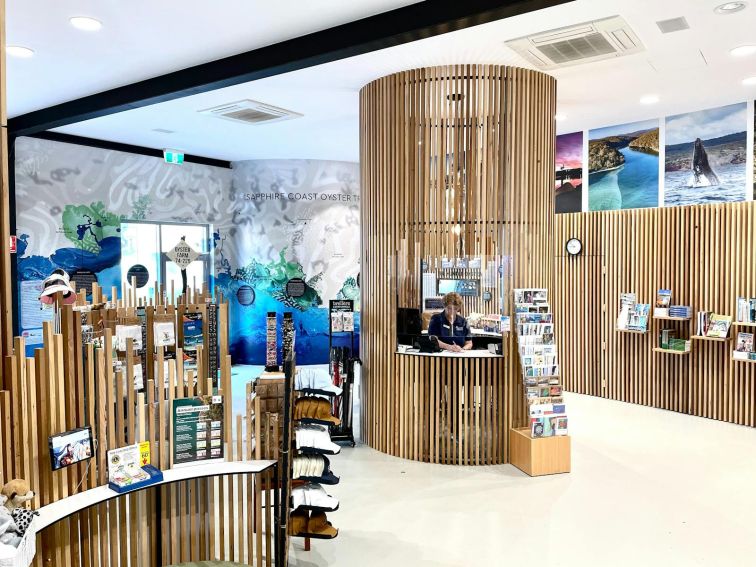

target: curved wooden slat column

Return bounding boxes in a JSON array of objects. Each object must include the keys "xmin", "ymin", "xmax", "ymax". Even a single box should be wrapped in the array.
[{"xmin": 360, "ymin": 65, "xmax": 556, "ymax": 464}]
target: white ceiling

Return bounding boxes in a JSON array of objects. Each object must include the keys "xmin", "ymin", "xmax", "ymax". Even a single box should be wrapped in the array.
[
  {"xmin": 25, "ymin": 0, "xmax": 756, "ymax": 162},
  {"xmin": 6, "ymin": 0, "xmax": 421, "ymax": 116}
]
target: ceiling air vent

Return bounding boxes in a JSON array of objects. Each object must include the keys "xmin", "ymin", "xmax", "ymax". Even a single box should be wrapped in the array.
[
  {"xmin": 198, "ymin": 99, "xmax": 302, "ymax": 125},
  {"xmin": 656, "ymin": 17, "xmax": 690, "ymax": 34},
  {"xmin": 505, "ymin": 16, "xmax": 644, "ymax": 70}
]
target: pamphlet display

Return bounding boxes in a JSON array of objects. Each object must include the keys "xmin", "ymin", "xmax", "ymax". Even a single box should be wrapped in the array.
[
  {"xmin": 654, "ymin": 289, "xmax": 672, "ymax": 317},
  {"xmin": 514, "ymin": 289, "xmax": 568, "ymax": 438},
  {"xmin": 734, "ymin": 332, "xmax": 756, "ymax": 360},
  {"xmin": 182, "ymin": 312, "xmax": 203, "ymax": 370},
  {"xmin": 207, "ymin": 302, "xmax": 218, "ymax": 385},
  {"xmin": 616, "ymin": 293, "xmax": 650, "ymax": 331},
  {"xmin": 172, "ymin": 395, "xmax": 224, "ymax": 467},
  {"xmin": 283, "ymin": 312, "xmax": 295, "ymax": 361},
  {"xmin": 696, "ymin": 312, "xmax": 732, "ymax": 338},
  {"xmin": 736, "ymin": 297, "xmax": 756, "ymax": 324}
]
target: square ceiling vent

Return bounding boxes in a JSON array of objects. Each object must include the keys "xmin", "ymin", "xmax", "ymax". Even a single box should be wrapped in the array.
[
  {"xmin": 199, "ymin": 99, "xmax": 303, "ymax": 125},
  {"xmin": 505, "ymin": 15, "xmax": 644, "ymax": 70}
]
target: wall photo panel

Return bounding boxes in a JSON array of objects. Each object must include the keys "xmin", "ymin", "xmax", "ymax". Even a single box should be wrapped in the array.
[
  {"xmin": 588, "ymin": 119, "xmax": 660, "ymax": 211},
  {"xmin": 664, "ymin": 102, "xmax": 748, "ymax": 206},
  {"xmin": 555, "ymin": 131, "xmax": 583, "ymax": 213}
]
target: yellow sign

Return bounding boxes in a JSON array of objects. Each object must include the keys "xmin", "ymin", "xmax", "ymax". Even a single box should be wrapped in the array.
[{"xmin": 139, "ymin": 441, "xmax": 151, "ymax": 466}]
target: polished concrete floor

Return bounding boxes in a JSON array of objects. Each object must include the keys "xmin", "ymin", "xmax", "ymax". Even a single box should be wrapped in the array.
[{"xmin": 289, "ymin": 391, "xmax": 756, "ymax": 567}]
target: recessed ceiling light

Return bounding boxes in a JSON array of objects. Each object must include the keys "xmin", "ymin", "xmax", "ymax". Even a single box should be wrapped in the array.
[
  {"xmin": 554, "ymin": 113, "xmax": 567, "ymax": 121},
  {"xmin": 714, "ymin": 2, "xmax": 747, "ymax": 14},
  {"xmin": 153, "ymin": 128, "xmax": 176, "ymax": 134},
  {"xmin": 730, "ymin": 45, "xmax": 756, "ymax": 57},
  {"xmin": 7, "ymin": 45, "xmax": 34, "ymax": 58},
  {"xmin": 639, "ymin": 94, "xmax": 660, "ymax": 104},
  {"xmin": 70, "ymin": 16, "xmax": 102, "ymax": 31},
  {"xmin": 743, "ymin": 76, "xmax": 756, "ymax": 85}
]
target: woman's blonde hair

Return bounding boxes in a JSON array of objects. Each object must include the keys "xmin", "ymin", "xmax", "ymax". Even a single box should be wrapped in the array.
[{"xmin": 443, "ymin": 292, "xmax": 463, "ymax": 310}]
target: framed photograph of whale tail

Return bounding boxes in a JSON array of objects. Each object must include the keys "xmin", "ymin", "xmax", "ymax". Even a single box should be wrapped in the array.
[
  {"xmin": 555, "ymin": 131, "xmax": 584, "ymax": 214},
  {"xmin": 587, "ymin": 119, "xmax": 660, "ymax": 211},
  {"xmin": 664, "ymin": 102, "xmax": 748, "ymax": 207}
]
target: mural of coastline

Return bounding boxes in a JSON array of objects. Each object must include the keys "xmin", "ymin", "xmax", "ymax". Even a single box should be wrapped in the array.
[
  {"xmin": 14, "ymin": 137, "xmax": 360, "ymax": 364},
  {"xmin": 588, "ymin": 119, "xmax": 659, "ymax": 211},
  {"xmin": 555, "ymin": 131, "xmax": 583, "ymax": 214},
  {"xmin": 664, "ymin": 103, "xmax": 748, "ymax": 206}
]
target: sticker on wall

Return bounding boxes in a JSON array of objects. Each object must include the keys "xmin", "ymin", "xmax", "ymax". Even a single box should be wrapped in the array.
[
  {"xmin": 70, "ymin": 268, "xmax": 98, "ymax": 297},
  {"xmin": 664, "ymin": 102, "xmax": 748, "ymax": 206},
  {"xmin": 236, "ymin": 285, "xmax": 255, "ymax": 306},
  {"xmin": 555, "ymin": 131, "xmax": 583, "ymax": 214},
  {"xmin": 126, "ymin": 264, "xmax": 150, "ymax": 288},
  {"xmin": 588, "ymin": 119, "xmax": 659, "ymax": 211},
  {"xmin": 285, "ymin": 278, "xmax": 306, "ymax": 298}
]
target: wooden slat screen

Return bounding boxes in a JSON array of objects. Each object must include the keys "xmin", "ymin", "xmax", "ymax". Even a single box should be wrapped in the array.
[
  {"xmin": 360, "ymin": 65, "xmax": 556, "ymax": 461},
  {"xmin": 555, "ymin": 202, "xmax": 756, "ymax": 426}
]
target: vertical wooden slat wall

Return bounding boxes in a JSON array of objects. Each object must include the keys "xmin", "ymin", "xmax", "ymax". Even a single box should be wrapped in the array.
[
  {"xmin": 0, "ymin": 0, "xmax": 12, "ymax": 374},
  {"xmin": 555, "ymin": 202, "xmax": 756, "ymax": 426},
  {"xmin": 0, "ymin": 289, "xmax": 278, "ymax": 566},
  {"xmin": 360, "ymin": 65, "xmax": 556, "ymax": 462}
]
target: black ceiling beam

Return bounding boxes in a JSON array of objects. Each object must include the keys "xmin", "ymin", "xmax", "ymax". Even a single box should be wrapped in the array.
[
  {"xmin": 29, "ymin": 132, "xmax": 231, "ymax": 169},
  {"xmin": 8, "ymin": 0, "xmax": 571, "ymax": 137}
]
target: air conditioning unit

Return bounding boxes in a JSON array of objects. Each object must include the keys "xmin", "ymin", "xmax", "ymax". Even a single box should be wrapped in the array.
[
  {"xmin": 505, "ymin": 16, "xmax": 644, "ymax": 70},
  {"xmin": 198, "ymin": 99, "xmax": 303, "ymax": 125}
]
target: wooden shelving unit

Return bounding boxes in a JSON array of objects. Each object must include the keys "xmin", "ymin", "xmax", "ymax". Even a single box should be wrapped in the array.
[
  {"xmin": 733, "ymin": 321, "xmax": 756, "ymax": 327},
  {"xmin": 653, "ymin": 347, "xmax": 690, "ymax": 356},
  {"xmin": 691, "ymin": 335, "xmax": 730, "ymax": 343},
  {"xmin": 732, "ymin": 356, "xmax": 756, "ymax": 364},
  {"xmin": 653, "ymin": 315, "xmax": 691, "ymax": 321},
  {"xmin": 616, "ymin": 328, "xmax": 649, "ymax": 334}
]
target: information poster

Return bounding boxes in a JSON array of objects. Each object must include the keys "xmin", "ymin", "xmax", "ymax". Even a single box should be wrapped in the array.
[{"xmin": 172, "ymin": 395, "xmax": 224, "ymax": 467}]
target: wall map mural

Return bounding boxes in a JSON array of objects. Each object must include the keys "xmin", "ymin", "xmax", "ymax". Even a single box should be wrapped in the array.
[{"xmin": 14, "ymin": 137, "xmax": 360, "ymax": 363}]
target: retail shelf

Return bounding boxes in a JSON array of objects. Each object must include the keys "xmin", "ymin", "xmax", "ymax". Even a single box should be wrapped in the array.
[
  {"xmin": 616, "ymin": 328, "xmax": 648, "ymax": 334},
  {"xmin": 691, "ymin": 335, "xmax": 730, "ymax": 342},
  {"xmin": 653, "ymin": 315, "xmax": 691, "ymax": 321},
  {"xmin": 732, "ymin": 356, "xmax": 756, "ymax": 364},
  {"xmin": 733, "ymin": 321, "xmax": 756, "ymax": 327},
  {"xmin": 653, "ymin": 347, "xmax": 690, "ymax": 356}
]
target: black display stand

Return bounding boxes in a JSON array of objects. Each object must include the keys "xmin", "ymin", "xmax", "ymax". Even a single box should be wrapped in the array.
[{"xmin": 328, "ymin": 300, "xmax": 357, "ymax": 447}]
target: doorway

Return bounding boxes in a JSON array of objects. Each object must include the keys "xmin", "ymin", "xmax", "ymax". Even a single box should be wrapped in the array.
[{"xmin": 120, "ymin": 220, "xmax": 212, "ymax": 303}]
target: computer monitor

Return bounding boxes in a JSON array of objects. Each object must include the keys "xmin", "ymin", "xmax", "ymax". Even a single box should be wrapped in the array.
[{"xmin": 397, "ymin": 308, "xmax": 422, "ymax": 345}]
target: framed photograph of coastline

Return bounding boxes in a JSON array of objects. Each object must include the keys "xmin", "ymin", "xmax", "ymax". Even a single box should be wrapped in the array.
[
  {"xmin": 664, "ymin": 102, "xmax": 748, "ymax": 207},
  {"xmin": 555, "ymin": 131, "xmax": 583, "ymax": 214},
  {"xmin": 587, "ymin": 119, "xmax": 660, "ymax": 211}
]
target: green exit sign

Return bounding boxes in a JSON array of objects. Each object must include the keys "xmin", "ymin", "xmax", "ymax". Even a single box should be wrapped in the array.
[{"xmin": 163, "ymin": 149, "xmax": 184, "ymax": 164}]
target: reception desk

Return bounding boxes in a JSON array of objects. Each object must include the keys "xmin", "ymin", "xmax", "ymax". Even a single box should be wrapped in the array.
[{"xmin": 388, "ymin": 350, "xmax": 519, "ymax": 466}]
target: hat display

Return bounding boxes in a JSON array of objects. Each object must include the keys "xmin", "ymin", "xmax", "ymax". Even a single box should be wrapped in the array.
[
  {"xmin": 295, "ymin": 423, "xmax": 341, "ymax": 455},
  {"xmin": 291, "ymin": 483, "xmax": 339, "ymax": 512},
  {"xmin": 39, "ymin": 269, "xmax": 77, "ymax": 305},
  {"xmin": 294, "ymin": 396, "xmax": 341, "ymax": 426},
  {"xmin": 288, "ymin": 508, "xmax": 309, "ymax": 536},
  {"xmin": 288, "ymin": 509, "xmax": 338, "ymax": 540},
  {"xmin": 292, "ymin": 455, "xmax": 339, "ymax": 485}
]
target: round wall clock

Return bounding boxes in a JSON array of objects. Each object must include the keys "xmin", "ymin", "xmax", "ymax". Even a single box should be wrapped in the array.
[{"xmin": 565, "ymin": 237, "xmax": 583, "ymax": 256}]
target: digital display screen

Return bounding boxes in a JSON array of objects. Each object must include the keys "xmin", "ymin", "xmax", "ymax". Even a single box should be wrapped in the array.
[
  {"xmin": 438, "ymin": 279, "xmax": 480, "ymax": 297},
  {"xmin": 49, "ymin": 426, "xmax": 94, "ymax": 471}
]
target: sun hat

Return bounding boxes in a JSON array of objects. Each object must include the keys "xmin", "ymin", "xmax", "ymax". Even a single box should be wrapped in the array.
[
  {"xmin": 294, "ymin": 397, "xmax": 341, "ymax": 426},
  {"xmin": 291, "ymin": 483, "xmax": 339, "ymax": 512},
  {"xmin": 295, "ymin": 424, "xmax": 341, "ymax": 455}
]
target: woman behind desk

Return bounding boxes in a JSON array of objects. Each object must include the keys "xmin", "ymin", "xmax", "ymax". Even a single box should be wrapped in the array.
[{"xmin": 428, "ymin": 292, "xmax": 473, "ymax": 352}]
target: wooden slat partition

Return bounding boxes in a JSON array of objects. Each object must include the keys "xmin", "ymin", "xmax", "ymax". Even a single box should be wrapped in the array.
[
  {"xmin": 360, "ymin": 65, "xmax": 556, "ymax": 462},
  {"xmin": 0, "ymin": 291, "xmax": 280, "ymax": 566},
  {"xmin": 555, "ymin": 202, "xmax": 756, "ymax": 426}
]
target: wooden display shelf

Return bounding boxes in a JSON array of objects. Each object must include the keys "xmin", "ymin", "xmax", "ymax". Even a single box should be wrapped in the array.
[
  {"xmin": 733, "ymin": 321, "xmax": 756, "ymax": 327},
  {"xmin": 691, "ymin": 335, "xmax": 730, "ymax": 342},
  {"xmin": 653, "ymin": 315, "xmax": 691, "ymax": 321},
  {"xmin": 509, "ymin": 427, "xmax": 570, "ymax": 477},
  {"xmin": 653, "ymin": 347, "xmax": 690, "ymax": 356},
  {"xmin": 616, "ymin": 328, "xmax": 648, "ymax": 334},
  {"xmin": 732, "ymin": 356, "xmax": 756, "ymax": 364}
]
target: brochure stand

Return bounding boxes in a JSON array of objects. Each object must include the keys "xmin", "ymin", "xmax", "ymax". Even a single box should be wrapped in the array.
[{"xmin": 509, "ymin": 288, "xmax": 571, "ymax": 477}]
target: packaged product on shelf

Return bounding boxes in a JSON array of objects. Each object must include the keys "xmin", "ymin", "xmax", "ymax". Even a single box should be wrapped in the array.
[
  {"xmin": 154, "ymin": 321, "xmax": 176, "ymax": 347},
  {"xmin": 616, "ymin": 292, "xmax": 636, "ymax": 330},
  {"xmin": 627, "ymin": 303, "xmax": 650, "ymax": 331},
  {"xmin": 115, "ymin": 324, "xmax": 143, "ymax": 351},
  {"xmin": 734, "ymin": 332, "xmax": 754, "ymax": 359}
]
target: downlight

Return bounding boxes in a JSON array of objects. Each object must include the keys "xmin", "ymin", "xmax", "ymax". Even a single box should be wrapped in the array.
[
  {"xmin": 730, "ymin": 45, "xmax": 756, "ymax": 57},
  {"xmin": 70, "ymin": 16, "xmax": 103, "ymax": 31},
  {"xmin": 714, "ymin": 2, "xmax": 747, "ymax": 14},
  {"xmin": 7, "ymin": 45, "xmax": 34, "ymax": 58}
]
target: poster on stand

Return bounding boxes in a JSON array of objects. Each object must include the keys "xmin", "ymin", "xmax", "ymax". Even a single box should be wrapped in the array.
[
  {"xmin": 172, "ymin": 395, "xmax": 224, "ymax": 467},
  {"xmin": 182, "ymin": 312, "xmax": 203, "ymax": 370}
]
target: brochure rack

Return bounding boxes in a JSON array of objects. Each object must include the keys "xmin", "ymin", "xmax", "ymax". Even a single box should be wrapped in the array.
[{"xmin": 510, "ymin": 288, "xmax": 571, "ymax": 477}]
